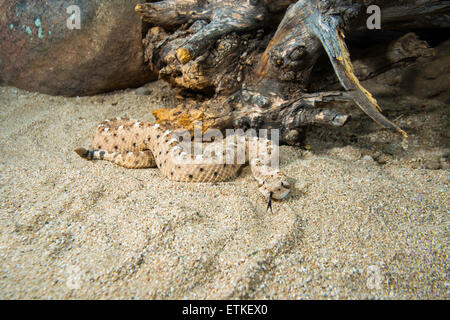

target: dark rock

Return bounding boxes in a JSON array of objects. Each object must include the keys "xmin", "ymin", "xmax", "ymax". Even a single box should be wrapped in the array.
[
  {"xmin": 439, "ymin": 153, "xmax": 449, "ymax": 170},
  {"xmin": 0, "ymin": 0, "xmax": 156, "ymax": 96},
  {"xmin": 401, "ymin": 39, "xmax": 450, "ymax": 104}
]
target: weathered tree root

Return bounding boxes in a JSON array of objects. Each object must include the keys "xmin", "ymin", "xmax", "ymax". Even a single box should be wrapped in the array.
[{"xmin": 135, "ymin": 0, "xmax": 449, "ymax": 143}]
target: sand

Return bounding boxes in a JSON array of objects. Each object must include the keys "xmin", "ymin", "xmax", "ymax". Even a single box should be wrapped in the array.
[{"xmin": 0, "ymin": 80, "xmax": 448, "ymax": 299}]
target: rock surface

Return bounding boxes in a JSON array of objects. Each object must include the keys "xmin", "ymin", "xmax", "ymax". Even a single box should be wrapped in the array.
[
  {"xmin": 401, "ymin": 39, "xmax": 450, "ymax": 104},
  {"xmin": 0, "ymin": 0, "xmax": 155, "ymax": 96}
]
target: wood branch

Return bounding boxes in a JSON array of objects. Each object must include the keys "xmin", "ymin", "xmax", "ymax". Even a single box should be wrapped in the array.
[
  {"xmin": 152, "ymin": 89, "xmax": 352, "ymax": 145},
  {"xmin": 135, "ymin": 1, "xmax": 211, "ymax": 28},
  {"xmin": 254, "ymin": 0, "xmax": 407, "ymax": 136},
  {"xmin": 379, "ymin": 0, "xmax": 450, "ymax": 29},
  {"xmin": 142, "ymin": 21, "xmax": 269, "ymax": 95},
  {"xmin": 137, "ymin": 0, "xmax": 267, "ymax": 64}
]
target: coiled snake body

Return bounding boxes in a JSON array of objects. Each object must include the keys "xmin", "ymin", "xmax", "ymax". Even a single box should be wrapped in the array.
[{"xmin": 75, "ymin": 118, "xmax": 290, "ymax": 208}]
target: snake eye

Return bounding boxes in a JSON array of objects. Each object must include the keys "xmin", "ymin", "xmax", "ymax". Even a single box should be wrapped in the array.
[{"xmin": 281, "ymin": 181, "xmax": 290, "ymax": 188}]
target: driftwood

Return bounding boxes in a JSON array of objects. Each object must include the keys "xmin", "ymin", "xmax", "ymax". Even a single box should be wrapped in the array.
[{"xmin": 136, "ymin": 0, "xmax": 449, "ymax": 144}]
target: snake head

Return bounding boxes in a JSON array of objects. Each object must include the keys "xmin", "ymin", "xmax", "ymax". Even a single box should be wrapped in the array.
[{"xmin": 258, "ymin": 175, "xmax": 290, "ymax": 200}]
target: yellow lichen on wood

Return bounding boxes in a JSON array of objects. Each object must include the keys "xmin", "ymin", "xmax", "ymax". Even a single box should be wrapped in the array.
[
  {"xmin": 152, "ymin": 106, "xmax": 218, "ymax": 134},
  {"xmin": 335, "ymin": 29, "xmax": 382, "ymax": 112},
  {"xmin": 174, "ymin": 63, "xmax": 210, "ymax": 90},
  {"xmin": 176, "ymin": 47, "xmax": 192, "ymax": 64}
]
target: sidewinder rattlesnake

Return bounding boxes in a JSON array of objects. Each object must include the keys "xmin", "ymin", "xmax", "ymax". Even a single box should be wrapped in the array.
[{"xmin": 75, "ymin": 118, "xmax": 290, "ymax": 210}]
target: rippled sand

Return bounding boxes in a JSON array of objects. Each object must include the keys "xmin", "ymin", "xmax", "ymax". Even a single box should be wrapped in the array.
[{"xmin": 0, "ymin": 81, "xmax": 448, "ymax": 299}]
